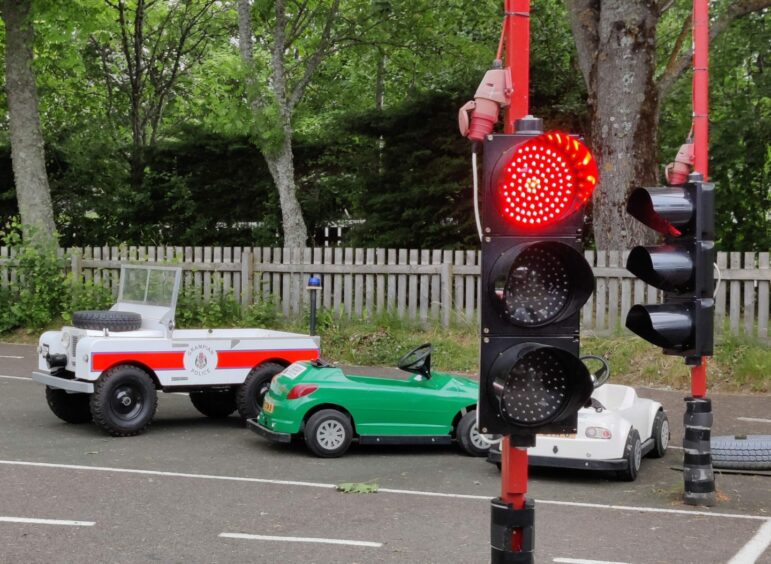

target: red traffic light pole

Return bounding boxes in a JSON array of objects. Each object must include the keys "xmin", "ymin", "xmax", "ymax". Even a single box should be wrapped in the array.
[
  {"xmin": 500, "ymin": 0, "xmax": 531, "ymax": 554},
  {"xmin": 501, "ymin": 0, "xmax": 532, "ymax": 497},
  {"xmin": 691, "ymin": 0, "xmax": 709, "ymax": 399}
]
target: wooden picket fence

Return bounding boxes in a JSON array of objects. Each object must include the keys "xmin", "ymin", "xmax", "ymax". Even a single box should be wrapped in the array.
[{"xmin": 0, "ymin": 246, "xmax": 769, "ymax": 341}]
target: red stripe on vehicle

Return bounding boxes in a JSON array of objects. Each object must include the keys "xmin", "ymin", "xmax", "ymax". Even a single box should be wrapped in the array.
[
  {"xmin": 216, "ymin": 349, "xmax": 319, "ymax": 369},
  {"xmin": 91, "ymin": 351, "xmax": 185, "ymax": 372}
]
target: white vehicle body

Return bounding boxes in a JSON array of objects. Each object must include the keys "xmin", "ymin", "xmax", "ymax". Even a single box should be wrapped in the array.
[
  {"xmin": 35, "ymin": 327, "xmax": 321, "ymax": 393},
  {"xmin": 34, "ymin": 265, "xmax": 319, "ymax": 393},
  {"xmin": 528, "ymin": 383, "xmax": 664, "ymax": 469},
  {"xmin": 489, "ymin": 381, "xmax": 668, "ymax": 479},
  {"xmin": 32, "ymin": 265, "xmax": 320, "ymax": 436}
]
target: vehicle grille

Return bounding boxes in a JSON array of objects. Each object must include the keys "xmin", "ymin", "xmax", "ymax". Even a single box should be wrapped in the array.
[{"xmin": 71, "ymin": 336, "xmax": 79, "ymax": 364}]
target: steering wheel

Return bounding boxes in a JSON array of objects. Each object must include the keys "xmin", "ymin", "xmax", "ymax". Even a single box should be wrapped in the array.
[
  {"xmin": 580, "ymin": 355, "xmax": 610, "ymax": 388},
  {"xmin": 397, "ymin": 343, "xmax": 432, "ymax": 379}
]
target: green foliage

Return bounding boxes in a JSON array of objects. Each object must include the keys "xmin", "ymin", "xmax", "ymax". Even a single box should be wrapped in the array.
[
  {"xmin": 658, "ymin": 9, "xmax": 770, "ymax": 252},
  {"xmin": 0, "ymin": 0, "xmax": 766, "ymax": 250},
  {"xmin": 242, "ymin": 298, "xmax": 280, "ymax": 327},
  {"xmin": 343, "ymin": 90, "xmax": 478, "ymax": 249},
  {"xmin": 175, "ymin": 287, "xmax": 243, "ymax": 328},
  {"xmin": 175, "ymin": 288, "xmax": 280, "ymax": 329},
  {"xmin": 64, "ymin": 279, "xmax": 114, "ymax": 322},
  {"xmin": 336, "ymin": 481, "xmax": 379, "ymax": 494},
  {"xmin": 0, "ymin": 220, "xmax": 67, "ymax": 329},
  {"xmin": 0, "ymin": 220, "xmax": 115, "ymax": 332}
]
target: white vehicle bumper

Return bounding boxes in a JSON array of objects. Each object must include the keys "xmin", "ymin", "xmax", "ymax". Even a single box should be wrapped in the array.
[{"xmin": 32, "ymin": 370, "xmax": 94, "ymax": 394}]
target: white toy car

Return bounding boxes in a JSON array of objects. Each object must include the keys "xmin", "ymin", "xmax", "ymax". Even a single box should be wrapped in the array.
[
  {"xmin": 33, "ymin": 265, "xmax": 320, "ymax": 436},
  {"xmin": 488, "ymin": 357, "xmax": 669, "ymax": 481}
]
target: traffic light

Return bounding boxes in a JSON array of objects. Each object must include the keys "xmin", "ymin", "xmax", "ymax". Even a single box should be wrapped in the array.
[
  {"xmin": 478, "ymin": 117, "xmax": 598, "ymax": 439},
  {"xmin": 624, "ymin": 175, "xmax": 715, "ymax": 363}
]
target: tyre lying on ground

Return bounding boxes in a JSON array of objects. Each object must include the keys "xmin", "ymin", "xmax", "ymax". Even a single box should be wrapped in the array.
[{"xmin": 711, "ymin": 435, "xmax": 771, "ymax": 470}]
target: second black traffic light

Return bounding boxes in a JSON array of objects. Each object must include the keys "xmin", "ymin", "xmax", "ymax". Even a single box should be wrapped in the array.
[{"xmin": 625, "ymin": 175, "xmax": 715, "ymax": 363}]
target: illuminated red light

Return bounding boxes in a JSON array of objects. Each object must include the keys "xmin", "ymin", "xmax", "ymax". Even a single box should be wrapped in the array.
[{"xmin": 497, "ymin": 132, "xmax": 598, "ymax": 228}]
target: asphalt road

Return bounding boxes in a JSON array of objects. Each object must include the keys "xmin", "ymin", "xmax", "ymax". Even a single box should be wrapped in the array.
[{"xmin": 1, "ymin": 341, "xmax": 769, "ymax": 563}]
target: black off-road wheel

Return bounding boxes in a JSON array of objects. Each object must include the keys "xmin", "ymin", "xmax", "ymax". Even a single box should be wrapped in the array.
[
  {"xmin": 457, "ymin": 410, "xmax": 489, "ymax": 457},
  {"xmin": 649, "ymin": 410, "xmax": 669, "ymax": 458},
  {"xmin": 72, "ymin": 310, "xmax": 142, "ymax": 332},
  {"xmin": 190, "ymin": 390, "xmax": 237, "ymax": 418},
  {"xmin": 45, "ymin": 387, "xmax": 92, "ymax": 424},
  {"xmin": 236, "ymin": 362, "xmax": 284, "ymax": 420},
  {"xmin": 90, "ymin": 365, "xmax": 158, "ymax": 437},
  {"xmin": 304, "ymin": 409, "xmax": 353, "ymax": 458},
  {"xmin": 617, "ymin": 428, "xmax": 642, "ymax": 482}
]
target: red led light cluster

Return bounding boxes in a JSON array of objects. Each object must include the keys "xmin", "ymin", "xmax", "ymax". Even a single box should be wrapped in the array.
[{"xmin": 497, "ymin": 132, "xmax": 598, "ymax": 228}]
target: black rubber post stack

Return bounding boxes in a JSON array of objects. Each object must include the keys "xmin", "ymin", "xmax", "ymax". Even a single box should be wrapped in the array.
[
  {"xmin": 683, "ymin": 397, "xmax": 716, "ymax": 506},
  {"xmin": 491, "ymin": 498, "xmax": 535, "ymax": 564}
]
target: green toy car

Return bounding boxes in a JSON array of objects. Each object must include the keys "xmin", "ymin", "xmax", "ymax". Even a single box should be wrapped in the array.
[{"xmin": 247, "ymin": 344, "xmax": 489, "ymax": 458}]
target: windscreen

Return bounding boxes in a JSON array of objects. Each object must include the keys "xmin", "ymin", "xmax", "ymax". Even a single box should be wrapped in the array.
[{"xmin": 120, "ymin": 267, "xmax": 178, "ymax": 307}]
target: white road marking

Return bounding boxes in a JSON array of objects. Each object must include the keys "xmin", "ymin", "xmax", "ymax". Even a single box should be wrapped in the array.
[
  {"xmin": 219, "ymin": 532, "xmax": 382, "ymax": 548},
  {"xmin": 554, "ymin": 559, "xmax": 629, "ymax": 564},
  {"xmin": 668, "ymin": 445, "xmax": 683, "ymax": 450},
  {"xmin": 0, "ymin": 374, "xmax": 31, "ymax": 381},
  {"xmin": 728, "ymin": 519, "xmax": 771, "ymax": 564},
  {"xmin": 0, "ymin": 516, "xmax": 94, "ymax": 527},
  {"xmin": 536, "ymin": 499, "xmax": 770, "ymax": 522},
  {"xmin": 0, "ymin": 460, "xmax": 336, "ymax": 489},
  {"xmin": 737, "ymin": 417, "xmax": 771, "ymax": 424},
  {"xmin": 0, "ymin": 459, "xmax": 768, "ymax": 523},
  {"xmin": 0, "ymin": 355, "xmax": 24, "ymax": 359}
]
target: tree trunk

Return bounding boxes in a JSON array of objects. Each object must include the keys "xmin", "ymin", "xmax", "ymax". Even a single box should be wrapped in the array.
[
  {"xmin": 2, "ymin": 0, "xmax": 56, "ymax": 244},
  {"xmin": 264, "ymin": 129, "xmax": 309, "ymax": 249},
  {"xmin": 589, "ymin": 1, "xmax": 660, "ymax": 250},
  {"xmin": 237, "ymin": 0, "xmax": 309, "ymax": 248},
  {"xmin": 568, "ymin": 0, "xmax": 660, "ymax": 250}
]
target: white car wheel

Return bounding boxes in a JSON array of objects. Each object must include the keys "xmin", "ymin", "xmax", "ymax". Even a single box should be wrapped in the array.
[
  {"xmin": 304, "ymin": 409, "xmax": 353, "ymax": 458},
  {"xmin": 317, "ymin": 420, "xmax": 346, "ymax": 450},
  {"xmin": 457, "ymin": 410, "xmax": 490, "ymax": 457},
  {"xmin": 617, "ymin": 429, "xmax": 642, "ymax": 481},
  {"xmin": 650, "ymin": 410, "xmax": 670, "ymax": 458}
]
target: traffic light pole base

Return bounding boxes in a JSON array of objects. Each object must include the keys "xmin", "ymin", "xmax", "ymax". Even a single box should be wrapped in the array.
[
  {"xmin": 491, "ymin": 498, "xmax": 535, "ymax": 564},
  {"xmin": 683, "ymin": 397, "xmax": 716, "ymax": 507}
]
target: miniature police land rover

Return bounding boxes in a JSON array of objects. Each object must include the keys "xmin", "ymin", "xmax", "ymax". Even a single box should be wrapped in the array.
[{"xmin": 33, "ymin": 265, "xmax": 319, "ymax": 436}]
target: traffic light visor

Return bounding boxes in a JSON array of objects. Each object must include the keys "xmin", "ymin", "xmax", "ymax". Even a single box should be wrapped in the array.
[
  {"xmin": 490, "ymin": 343, "xmax": 593, "ymax": 427},
  {"xmin": 626, "ymin": 304, "xmax": 694, "ymax": 349},
  {"xmin": 626, "ymin": 245, "xmax": 694, "ymax": 292},
  {"xmin": 496, "ymin": 132, "xmax": 598, "ymax": 229},
  {"xmin": 626, "ymin": 187, "xmax": 693, "ymax": 237}
]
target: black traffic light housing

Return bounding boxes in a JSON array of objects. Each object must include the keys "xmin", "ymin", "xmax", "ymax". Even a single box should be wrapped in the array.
[
  {"xmin": 625, "ymin": 175, "xmax": 715, "ymax": 364},
  {"xmin": 478, "ymin": 118, "xmax": 597, "ymax": 439}
]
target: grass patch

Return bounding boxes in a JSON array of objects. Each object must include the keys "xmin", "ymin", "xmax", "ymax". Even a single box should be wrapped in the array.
[{"xmin": 4, "ymin": 310, "xmax": 767, "ymax": 394}]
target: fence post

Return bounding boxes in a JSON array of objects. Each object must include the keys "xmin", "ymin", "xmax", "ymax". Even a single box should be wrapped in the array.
[
  {"xmin": 241, "ymin": 248, "xmax": 253, "ymax": 307},
  {"xmin": 70, "ymin": 249, "xmax": 82, "ymax": 284},
  {"xmin": 441, "ymin": 260, "xmax": 453, "ymax": 327}
]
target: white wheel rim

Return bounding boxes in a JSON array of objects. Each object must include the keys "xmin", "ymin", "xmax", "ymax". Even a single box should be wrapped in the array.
[
  {"xmin": 470, "ymin": 423, "xmax": 487, "ymax": 450},
  {"xmin": 634, "ymin": 439, "xmax": 642, "ymax": 470},
  {"xmin": 660, "ymin": 420, "xmax": 670, "ymax": 450},
  {"xmin": 317, "ymin": 420, "xmax": 346, "ymax": 450}
]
